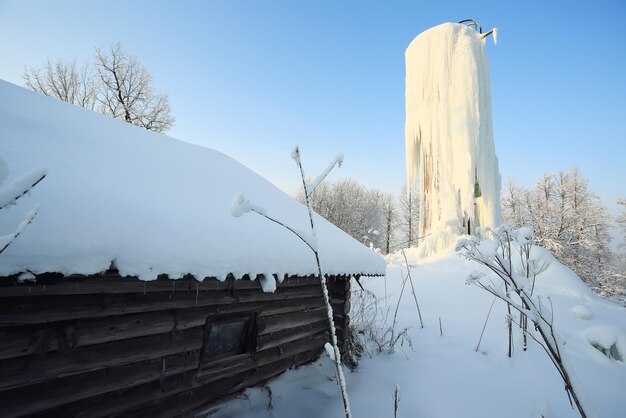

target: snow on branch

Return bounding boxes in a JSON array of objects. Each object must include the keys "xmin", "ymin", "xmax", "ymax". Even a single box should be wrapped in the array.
[
  {"xmin": 305, "ymin": 153, "xmax": 344, "ymax": 197},
  {"xmin": 0, "ymin": 205, "xmax": 38, "ymax": 255},
  {"xmin": 0, "ymin": 167, "xmax": 48, "ymax": 210},
  {"xmin": 230, "ymin": 193, "xmax": 317, "ymax": 255}
]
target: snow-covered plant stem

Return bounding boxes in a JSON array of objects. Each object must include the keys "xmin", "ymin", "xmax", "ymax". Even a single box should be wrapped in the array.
[
  {"xmin": 292, "ymin": 146, "xmax": 351, "ymax": 418},
  {"xmin": 457, "ymin": 226, "xmax": 589, "ymax": 418},
  {"xmin": 401, "ymin": 249, "xmax": 424, "ymax": 328},
  {"xmin": 475, "ymin": 296, "xmax": 497, "ymax": 352},
  {"xmin": 0, "ymin": 160, "xmax": 47, "ymax": 255},
  {"xmin": 392, "ymin": 384, "xmax": 401, "ymax": 418}
]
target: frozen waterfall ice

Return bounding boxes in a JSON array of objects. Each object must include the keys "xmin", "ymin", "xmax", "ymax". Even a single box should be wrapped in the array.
[{"xmin": 405, "ymin": 22, "xmax": 501, "ymax": 255}]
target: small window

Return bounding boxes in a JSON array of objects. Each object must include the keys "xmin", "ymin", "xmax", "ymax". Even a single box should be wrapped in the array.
[{"xmin": 200, "ymin": 315, "xmax": 256, "ymax": 363}]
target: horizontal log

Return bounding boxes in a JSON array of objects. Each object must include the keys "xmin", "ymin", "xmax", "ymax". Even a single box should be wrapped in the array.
[
  {"xmin": 135, "ymin": 339, "xmax": 326, "ymax": 418},
  {"xmin": 257, "ymin": 321, "xmax": 328, "ymax": 352},
  {"xmin": 0, "ymin": 297, "xmax": 325, "ymax": 361},
  {"xmin": 0, "ymin": 327, "xmax": 328, "ymax": 417},
  {"xmin": 0, "ymin": 350, "xmax": 201, "ymax": 418},
  {"xmin": 258, "ymin": 307, "xmax": 327, "ymax": 335},
  {"xmin": 0, "ymin": 326, "xmax": 203, "ymax": 392},
  {"xmin": 42, "ymin": 334, "xmax": 325, "ymax": 418},
  {"xmin": 0, "ymin": 274, "xmax": 323, "ymax": 297},
  {"xmin": 0, "ymin": 285, "xmax": 324, "ymax": 327}
]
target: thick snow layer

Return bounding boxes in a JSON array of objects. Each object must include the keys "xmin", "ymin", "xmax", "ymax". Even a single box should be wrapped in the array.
[
  {"xmin": 0, "ymin": 80, "xmax": 385, "ymax": 280},
  {"xmin": 207, "ymin": 249, "xmax": 626, "ymax": 418},
  {"xmin": 405, "ymin": 23, "xmax": 501, "ymax": 254}
]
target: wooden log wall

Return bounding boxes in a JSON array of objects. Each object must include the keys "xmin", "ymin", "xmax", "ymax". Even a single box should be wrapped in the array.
[{"xmin": 0, "ymin": 271, "xmax": 352, "ymax": 417}]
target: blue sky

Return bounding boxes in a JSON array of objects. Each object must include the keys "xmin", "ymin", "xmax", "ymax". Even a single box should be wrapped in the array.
[{"xmin": 1, "ymin": 0, "xmax": 624, "ymax": 214}]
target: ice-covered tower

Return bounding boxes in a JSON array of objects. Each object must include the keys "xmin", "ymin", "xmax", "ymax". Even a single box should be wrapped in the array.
[{"xmin": 405, "ymin": 21, "xmax": 501, "ymax": 254}]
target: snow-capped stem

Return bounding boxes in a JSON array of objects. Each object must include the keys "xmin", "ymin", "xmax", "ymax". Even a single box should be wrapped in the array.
[
  {"xmin": 305, "ymin": 153, "xmax": 343, "ymax": 197},
  {"xmin": 0, "ymin": 168, "xmax": 47, "ymax": 210},
  {"xmin": 0, "ymin": 205, "xmax": 39, "ymax": 255},
  {"xmin": 475, "ymin": 296, "xmax": 497, "ymax": 352},
  {"xmin": 250, "ymin": 209, "xmax": 317, "ymax": 255},
  {"xmin": 401, "ymin": 249, "xmax": 424, "ymax": 328},
  {"xmin": 393, "ymin": 384, "xmax": 401, "ymax": 418},
  {"xmin": 292, "ymin": 146, "xmax": 351, "ymax": 418}
]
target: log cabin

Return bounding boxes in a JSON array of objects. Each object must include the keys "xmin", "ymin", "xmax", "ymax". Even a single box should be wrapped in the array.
[{"xmin": 0, "ymin": 80, "xmax": 385, "ymax": 417}]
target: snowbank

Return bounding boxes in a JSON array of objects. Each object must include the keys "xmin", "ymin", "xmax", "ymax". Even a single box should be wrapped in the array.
[{"xmin": 0, "ymin": 80, "xmax": 386, "ymax": 281}]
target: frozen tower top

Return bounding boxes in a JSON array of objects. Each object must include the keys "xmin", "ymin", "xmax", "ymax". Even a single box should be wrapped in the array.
[{"xmin": 405, "ymin": 21, "xmax": 501, "ymax": 255}]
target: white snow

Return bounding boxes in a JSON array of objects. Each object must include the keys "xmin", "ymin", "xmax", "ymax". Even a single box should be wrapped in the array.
[
  {"xmin": 206, "ymin": 247, "xmax": 626, "ymax": 418},
  {"xmin": 572, "ymin": 305, "xmax": 592, "ymax": 320},
  {"xmin": 405, "ymin": 22, "xmax": 501, "ymax": 255},
  {"xmin": 258, "ymin": 274, "xmax": 277, "ymax": 293},
  {"xmin": 0, "ymin": 80, "xmax": 386, "ymax": 280},
  {"xmin": 0, "ymin": 166, "xmax": 47, "ymax": 209}
]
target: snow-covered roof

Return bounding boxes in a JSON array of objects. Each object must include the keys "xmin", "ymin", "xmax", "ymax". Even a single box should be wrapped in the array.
[{"xmin": 0, "ymin": 80, "xmax": 385, "ymax": 281}]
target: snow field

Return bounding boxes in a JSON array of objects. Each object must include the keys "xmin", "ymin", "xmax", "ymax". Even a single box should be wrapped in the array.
[{"xmin": 206, "ymin": 246, "xmax": 626, "ymax": 418}]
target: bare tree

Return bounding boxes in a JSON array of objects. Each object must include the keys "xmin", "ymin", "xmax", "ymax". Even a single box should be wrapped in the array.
[
  {"xmin": 94, "ymin": 43, "xmax": 174, "ymax": 132},
  {"xmin": 24, "ymin": 59, "xmax": 97, "ymax": 109},
  {"xmin": 382, "ymin": 194, "xmax": 396, "ymax": 254},
  {"xmin": 24, "ymin": 43, "xmax": 174, "ymax": 133},
  {"xmin": 398, "ymin": 184, "xmax": 419, "ymax": 248}
]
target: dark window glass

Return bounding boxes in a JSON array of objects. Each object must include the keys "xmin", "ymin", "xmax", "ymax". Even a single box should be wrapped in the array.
[{"xmin": 204, "ymin": 319, "xmax": 247, "ymax": 357}]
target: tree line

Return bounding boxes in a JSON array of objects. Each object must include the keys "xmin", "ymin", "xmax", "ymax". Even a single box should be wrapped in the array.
[
  {"xmin": 23, "ymin": 43, "xmax": 174, "ymax": 133},
  {"xmin": 296, "ymin": 179, "xmax": 419, "ymax": 255},
  {"xmin": 302, "ymin": 168, "xmax": 625, "ymax": 304}
]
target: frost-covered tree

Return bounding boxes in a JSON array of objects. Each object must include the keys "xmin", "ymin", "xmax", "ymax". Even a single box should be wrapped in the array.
[
  {"xmin": 617, "ymin": 198, "xmax": 626, "ymax": 242},
  {"xmin": 0, "ymin": 158, "xmax": 47, "ymax": 255},
  {"xmin": 24, "ymin": 59, "xmax": 97, "ymax": 109},
  {"xmin": 381, "ymin": 193, "xmax": 396, "ymax": 254},
  {"xmin": 297, "ymin": 178, "xmax": 388, "ymax": 252},
  {"xmin": 23, "ymin": 43, "xmax": 174, "ymax": 133},
  {"xmin": 397, "ymin": 185, "xmax": 419, "ymax": 248},
  {"xmin": 502, "ymin": 168, "xmax": 612, "ymax": 287},
  {"xmin": 94, "ymin": 43, "xmax": 174, "ymax": 132}
]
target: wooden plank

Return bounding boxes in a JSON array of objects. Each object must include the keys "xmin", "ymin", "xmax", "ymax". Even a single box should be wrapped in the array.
[
  {"xmin": 0, "ymin": 274, "xmax": 323, "ymax": 297},
  {"xmin": 0, "ymin": 350, "xmax": 200, "ymax": 418},
  {"xmin": 38, "ymin": 334, "xmax": 326, "ymax": 418},
  {"xmin": 258, "ymin": 307, "xmax": 326, "ymax": 335},
  {"xmin": 0, "ymin": 297, "xmax": 325, "ymax": 361},
  {"xmin": 0, "ymin": 326, "xmax": 204, "ymax": 391},
  {"xmin": 256, "ymin": 321, "xmax": 328, "ymax": 352},
  {"xmin": 0, "ymin": 286, "xmax": 323, "ymax": 327}
]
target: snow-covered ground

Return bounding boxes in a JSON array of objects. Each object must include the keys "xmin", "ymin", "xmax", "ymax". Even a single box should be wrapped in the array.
[{"xmin": 205, "ymin": 246, "xmax": 626, "ymax": 418}]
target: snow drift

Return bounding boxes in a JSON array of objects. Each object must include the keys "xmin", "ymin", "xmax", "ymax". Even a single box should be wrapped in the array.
[
  {"xmin": 0, "ymin": 80, "xmax": 386, "ymax": 280},
  {"xmin": 405, "ymin": 22, "xmax": 501, "ymax": 255}
]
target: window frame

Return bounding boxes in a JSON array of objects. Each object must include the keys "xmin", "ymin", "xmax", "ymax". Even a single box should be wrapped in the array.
[{"xmin": 198, "ymin": 313, "xmax": 257, "ymax": 365}]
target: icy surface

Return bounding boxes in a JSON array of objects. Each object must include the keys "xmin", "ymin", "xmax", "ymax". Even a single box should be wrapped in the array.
[
  {"xmin": 0, "ymin": 80, "xmax": 385, "ymax": 280},
  {"xmin": 405, "ymin": 23, "xmax": 501, "ymax": 255},
  {"xmin": 208, "ymin": 249, "xmax": 626, "ymax": 418}
]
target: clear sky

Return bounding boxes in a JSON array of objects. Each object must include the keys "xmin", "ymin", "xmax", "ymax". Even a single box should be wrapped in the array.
[{"xmin": 1, "ymin": 0, "xmax": 624, "ymax": 214}]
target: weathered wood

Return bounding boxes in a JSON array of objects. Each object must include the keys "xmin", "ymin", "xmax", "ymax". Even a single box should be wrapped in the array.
[
  {"xmin": 0, "ymin": 274, "xmax": 323, "ymax": 297},
  {"xmin": 0, "ymin": 285, "xmax": 323, "ymax": 327},
  {"xmin": 0, "ymin": 298, "xmax": 325, "ymax": 361},
  {"xmin": 0, "ymin": 350, "xmax": 200, "ymax": 418},
  {"xmin": 37, "ymin": 335, "xmax": 325, "ymax": 418},
  {"xmin": 256, "ymin": 321, "xmax": 328, "ymax": 352},
  {"xmin": 0, "ymin": 326, "xmax": 203, "ymax": 391},
  {"xmin": 0, "ymin": 270, "xmax": 353, "ymax": 417},
  {"xmin": 258, "ymin": 307, "xmax": 326, "ymax": 335}
]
